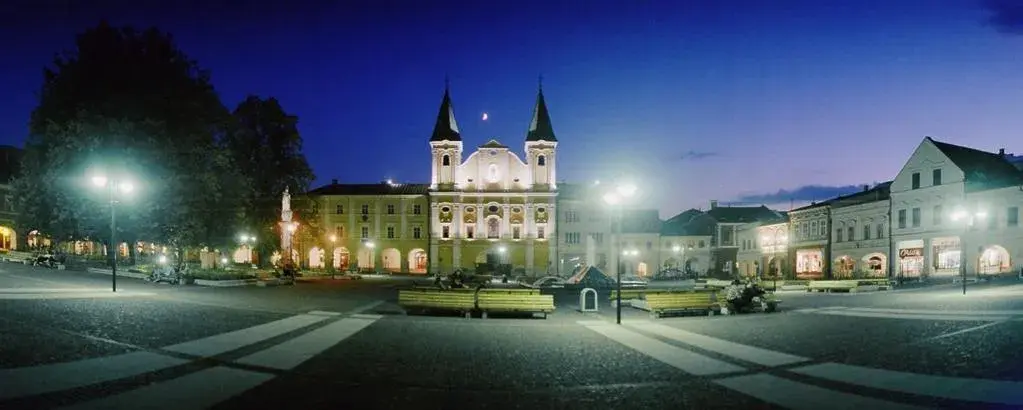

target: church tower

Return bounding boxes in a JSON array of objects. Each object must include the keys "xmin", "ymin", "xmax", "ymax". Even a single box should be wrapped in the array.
[
  {"xmin": 429, "ymin": 85, "xmax": 462, "ymax": 190},
  {"xmin": 525, "ymin": 84, "xmax": 557, "ymax": 190}
]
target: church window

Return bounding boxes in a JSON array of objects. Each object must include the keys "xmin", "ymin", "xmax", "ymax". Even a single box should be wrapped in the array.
[
  {"xmin": 488, "ymin": 163, "xmax": 500, "ymax": 183},
  {"xmin": 442, "ymin": 155, "xmax": 450, "ymax": 166},
  {"xmin": 487, "ymin": 218, "xmax": 500, "ymax": 238},
  {"xmin": 537, "ymin": 155, "xmax": 546, "ymax": 166}
]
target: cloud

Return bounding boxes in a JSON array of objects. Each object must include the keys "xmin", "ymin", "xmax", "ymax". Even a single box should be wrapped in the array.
[
  {"xmin": 983, "ymin": 0, "xmax": 1023, "ymax": 34},
  {"xmin": 736, "ymin": 184, "xmax": 869, "ymax": 204},
  {"xmin": 676, "ymin": 150, "xmax": 720, "ymax": 161}
]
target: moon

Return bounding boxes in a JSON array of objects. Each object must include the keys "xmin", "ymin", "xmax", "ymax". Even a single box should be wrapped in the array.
[{"xmin": 481, "ymin": 112, "xmax": 489, "ymax": 121}]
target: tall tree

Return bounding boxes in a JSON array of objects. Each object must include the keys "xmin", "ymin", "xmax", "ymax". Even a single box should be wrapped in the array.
[
  {"xmin": 225, "ymin": 96, "xmax": 315, "ymax": 265},
  {"xmin": 13, "ymin": 22, "xmax": 247, "ymax": 258}
]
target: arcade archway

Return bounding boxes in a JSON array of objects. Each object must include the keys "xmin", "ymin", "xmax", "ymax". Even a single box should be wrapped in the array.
[
  {"xmin": 978, "ymin": 245, "xmax": 1011, "ymax": 274},
  {"xmin": 381, "ymin": 248, "xmax": 401, "ymax": 272},
  {"xmin": 408, "ymin": 248, "xmax": 427, "ymax": 274}
]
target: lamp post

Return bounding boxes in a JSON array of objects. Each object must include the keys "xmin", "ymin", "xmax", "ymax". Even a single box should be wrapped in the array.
[
  {"xmin": 603, "ymin": 182, "xmax": 637, "ymax": 325},
  {"xmin": 90, "ymin": 173, "xmax": 135, "ymax": 293},
  {"xmin": 951, "ymin": 206, "xmax": 986, "ymax": 295}
]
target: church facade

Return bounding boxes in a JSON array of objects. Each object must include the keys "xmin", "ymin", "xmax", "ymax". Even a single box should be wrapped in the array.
[{"xmin": 307, "ymin": 86, "xmax": 559, "ymax": 275}]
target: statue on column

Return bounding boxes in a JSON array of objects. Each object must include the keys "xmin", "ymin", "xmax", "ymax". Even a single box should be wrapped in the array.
[{"xmin": 279, "ymin": 187, "xmax": 295, "ymax": 269}]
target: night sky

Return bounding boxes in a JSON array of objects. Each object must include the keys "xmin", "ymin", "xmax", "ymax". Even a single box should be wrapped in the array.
[{"xmin": 3, "ymin": 0, "xmax": 1023, "ymax": 217}]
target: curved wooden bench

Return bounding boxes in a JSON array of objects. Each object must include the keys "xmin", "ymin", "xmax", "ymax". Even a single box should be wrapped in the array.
[
  {"xmin": 398, "ymin": 289, "xmax": 477, "ymax": 318},
  {"xmin": 477, "ymin": 289, "xmax": 554, "ymax": 319},
  {"xmin": 643, "ymin": 291, "xmax": 720, "ymax": 318}
]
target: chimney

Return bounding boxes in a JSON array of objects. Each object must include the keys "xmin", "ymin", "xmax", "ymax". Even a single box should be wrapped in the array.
[
  {"xmin": 710, "ymin": 200, "xmax": 718, "ymax": 209},
  {"xmin": 332, "ymin": 178, "xmax": 339, "ymax": 185},
  {"xmin": 999, "ymin": 148, "xmax": 1005, "ymax": 158}
]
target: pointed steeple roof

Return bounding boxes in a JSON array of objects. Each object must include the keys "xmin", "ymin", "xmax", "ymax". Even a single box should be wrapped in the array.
[
  {"xmin": 430, "ymin": 85, "xmax": 461, "ymax": 142},
  {"xmin": 526, "ymin": 84, "xmax": 557, "ymax": 142}
]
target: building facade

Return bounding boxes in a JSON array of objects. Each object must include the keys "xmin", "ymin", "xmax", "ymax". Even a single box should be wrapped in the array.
[
  {"xmin": 428, "ymin": 87, "xmax": 558, "ymax": 276},
  {"xmin": 307, "ymin": 182, "xmax": 431, "ymax": 273},
  {"xmin": 890, "ymin": 137, "xmax": 1023, "ymax": 280},
  {"xmin": 829, "ymin": 183, "xmax": 891, "ymax": 278},
  {"xmin": 787, "ymin": 202, "xmax": 830, "ymax": 279}
]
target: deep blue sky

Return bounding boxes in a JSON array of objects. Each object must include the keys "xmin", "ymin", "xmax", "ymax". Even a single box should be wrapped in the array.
[{"xmin": 3, "ymin": 0, "xmax": 1023, "ymax": 217}]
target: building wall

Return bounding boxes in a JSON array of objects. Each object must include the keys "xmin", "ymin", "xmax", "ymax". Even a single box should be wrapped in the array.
[
  {"xmin": 889, "ymin": 140, "xmax": 968, "ymax": 279},
  {"xmin": 736, "ymin": 223, "xmax": 760, "ymax": 278},
  {"xmin": 788, "ymin": 206, "xmax": 830, "ymax": 279},
  {"xmin": 557, "ymin": 194, "xmax": 611, "ymax": 274},
  {"xmin": 318, "ymin": 193, "xmax": 431, "ymax": 273},
  {"xmin": 429, "ymin": 141, "xmax": 557, "ymax": 276},
  {"xmin": 658, "ymin": 235, "xmax": 712, "ymax": 274},
  {"xmin": 958, "ymin": 186, "xmax": 1023, "ymax": 275},
  {"xmin": 830, "ymin": 199, "xmax": 890, "ymax": 278}
]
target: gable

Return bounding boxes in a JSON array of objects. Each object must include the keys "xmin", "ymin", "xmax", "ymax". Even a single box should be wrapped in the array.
[{"xmin": 891, "ymin": 138, "xmax": 963, "ymax": 194}]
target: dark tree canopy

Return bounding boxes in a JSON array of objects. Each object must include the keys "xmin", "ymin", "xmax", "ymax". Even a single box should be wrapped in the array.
[
  {"xmin": 225, "ymin": 96, "xmax": 315, "ymax": 264},
  {"xmin": 14, "ymin": 22, "xmax": 246, "ymax": 250}
]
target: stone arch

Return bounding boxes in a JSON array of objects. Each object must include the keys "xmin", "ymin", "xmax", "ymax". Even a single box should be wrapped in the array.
[
  {"xmin": 334, "ymin": 247, "xmax": 351, "ymax": 270},
  {"xmin": 357, "ymin": 246, "xmax": 375, "ymax": 270},
  {"xmin": 0, "ymin": 226, "xmax": 16, "ymax": 251},
  {"xmin": 862, "ymin": 253, "xmax": 886, "ymax": 277},
  {"xmin": 381, "ymin": 248, "xmax": 401, "ymax": 272},
  {"xmin": 833, "ymin": 256, "xmax": 854, "ymax": 278},
  {"xmin": 684, "ymin": 257, "xmax": 700, "ymax": 274},
  {"xmin": 408, "ymin": 248, "xmax": 427, "ymax": 274},
  {"xmin": 308, "ymin": 247, "xmax": 325, "ymax": 268},
  {"xmin": 978, "ymin": 245, "xmax": 1011, "ymax": 274}
]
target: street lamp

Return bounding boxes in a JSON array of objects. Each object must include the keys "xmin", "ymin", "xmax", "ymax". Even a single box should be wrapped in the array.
[
  {"xmin": 603, "ymin": 181, "xmax": 638, "ymax": 325},
  {"xmin": 89, "ymin": 171, "xmax": 136, "ymax": 292},
  {"xmin": 951, "ymin": 206, "xmax": 987, "ymax": 295}
]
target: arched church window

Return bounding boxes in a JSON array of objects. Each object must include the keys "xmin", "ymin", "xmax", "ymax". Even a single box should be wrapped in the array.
[
  {"xmin": 488, "ymin": 163, "xmax": 500, "ymax": 183},
  {"xmin": 442, "ymin": 155, "xmax": 450, "ymax": 166},
  {"xmin": 537, "ymin": 155, "xmax": 546, "ymax": 166},
  {"xmin": 487, "ymin": 218, "xmax": 500, "ymax": 239}
]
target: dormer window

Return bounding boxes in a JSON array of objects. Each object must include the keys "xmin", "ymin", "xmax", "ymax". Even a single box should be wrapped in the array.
[
  {"xmin": 537, "ymin": 155, "xmax": 546, "ymax": 166},
  {"xmin": 442, "ymin": 155, "xmax": 451, "ymax": 166}
]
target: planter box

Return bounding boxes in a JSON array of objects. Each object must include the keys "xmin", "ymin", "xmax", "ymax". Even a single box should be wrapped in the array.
[{"xmin": 193, "ymin": 278, "xmax": 257, "ymax": 287}]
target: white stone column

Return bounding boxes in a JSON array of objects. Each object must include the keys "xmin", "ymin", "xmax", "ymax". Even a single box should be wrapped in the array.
[
  {"xmin": 430, "ymin": 203, "xmax": 441, "ymax": 236},
  {"xmin": 477, "ymin": 199, "xmax": 485, "ymax": 229},
  {"xmin": 525, "ymin": 203, "xmax": 535, "ymax": 238},
  {"xmin": 453, "ymin": 204, "xmax": 463, "ymax": 238},
  {"xmin": 501, "ymin": 204, "xmax": 511, "ymax": 238}
]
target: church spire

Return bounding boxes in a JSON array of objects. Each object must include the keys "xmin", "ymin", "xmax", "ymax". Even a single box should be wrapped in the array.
[
  {"xmin": 430, "ymin": 81, "xmax": 461, "ymax": 142},
  {"xmin": 525, "ymin": 82, "xmax": 557, "ymax": 142}
]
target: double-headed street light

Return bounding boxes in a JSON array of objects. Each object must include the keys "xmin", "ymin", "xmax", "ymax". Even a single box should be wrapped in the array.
[
  {"xmin": 603, "ymin": 182, "xmax": 638, "ymax": 325},
  {"xmin": 951, "ymin": 206, "xmax": 987, "ymax": 295},
  {"xmin": 90, "ymin": 172, "xmax": 136, "ymax": 293}
]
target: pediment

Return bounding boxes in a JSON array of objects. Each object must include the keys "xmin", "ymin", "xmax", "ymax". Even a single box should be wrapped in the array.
[{"xmin": 479, "ymin": 139, "xmax": 508, "ymax": 149}]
